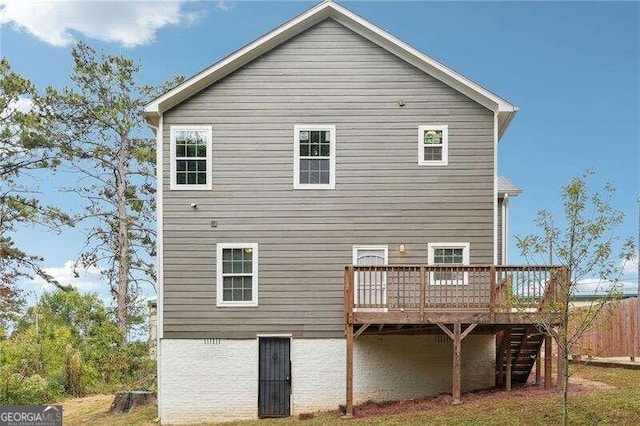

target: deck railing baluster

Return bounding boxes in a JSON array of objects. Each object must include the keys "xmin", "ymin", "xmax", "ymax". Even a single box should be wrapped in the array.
[
  {"xmin": 401, "ymin": 267, "xmax": 406, "ymax": 309},
  {"xmin": 368, "ymin": 267, "xmax": 372, "ymax": 308},
  {"xmin": 449, "ymin": 265, "xmax": 452, "ymax": 308},
  {"xmin": 370, "ymin": 267, "xmax": 374, "ymax": 308},
  {"xmin": 348, "ymin": 265, "xmax": 563, "ymax": 316}
]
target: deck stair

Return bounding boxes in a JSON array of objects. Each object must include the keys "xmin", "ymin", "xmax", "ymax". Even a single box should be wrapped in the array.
[{"xmin": 496, "ymin": 325, "xmax": 544, "ymax": 387}]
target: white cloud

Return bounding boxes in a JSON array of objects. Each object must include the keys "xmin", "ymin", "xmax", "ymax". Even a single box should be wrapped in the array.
[
  {"xmin": 0, "ymin": 96, "xmax": 35, "ymax": 160},
  {"xmin": 31, "ymin": 260, "xmax": 104, "ymax": 294},
  {"xmin": 12, "ymin": 96, "xmax": 34, "ymax": 113},
  {"xmin": 622, "ymin": 254, "xmax": 638, "ymax": 277},
  {"xmin": 572, "ymin": 254, "xmax": 639, "ymax": 296},
  {"xmin": 575, "ymin": 277, "xmax": 637, "ymax": 296},
  {"xmin": 0, "ymin": 0, "xmax": 204, "ymax": 47},
  {"xmin": 1, "ymin": 96, "xmax": 34, "ymax": 120},
  {"xmin": 216, "ymin": 0, "xmax": 233, "ymax": 12}
]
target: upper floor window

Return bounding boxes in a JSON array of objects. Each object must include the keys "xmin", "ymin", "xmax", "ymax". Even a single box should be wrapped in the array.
[
  {"xmin": 216, "ymin": 243, "xmax": 259, "ymax": 307},
  {"xmin": 427, "ymin": 242, "xmax": 470, "ymax": 285},
  {"xmin": 293, "ymin": 125, "xmax": 336, "ymax": 189},
  {"xmin": 418, "ymin": 125, "xmax": 448, "ymax": 166},
  {"xmin": 170, "ymin": 125, "xmax": 213, "ymax": 190}
]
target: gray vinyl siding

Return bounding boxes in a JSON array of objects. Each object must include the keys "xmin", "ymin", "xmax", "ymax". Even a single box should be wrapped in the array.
[{"xmin": 162, "ymin": 19, "xmax": 496, "ymax": 339}]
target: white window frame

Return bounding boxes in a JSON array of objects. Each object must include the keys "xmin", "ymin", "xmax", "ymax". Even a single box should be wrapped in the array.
[
  {"xmin": 170, "ymin": 125, "xmax": 213, "ymax": 190},
  {"xmin": 418, "ymin": 125, "xmax": 448, "ymax": 166},
  {"xmin": 427, "ymin": 242, "xmax": 470, "ymax": 285},
  {"xmin": 293, "ymin": 124, "xmax": 336, "ymax": 190},
  {"xmin": 216, "ymin": 242, "xmax": 259, "ymax": 307}
]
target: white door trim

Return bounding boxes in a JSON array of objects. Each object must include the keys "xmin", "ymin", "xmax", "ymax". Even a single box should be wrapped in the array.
[{"xmin": 352, "ymin": 245, "xmax": 389, "ymax": 312}]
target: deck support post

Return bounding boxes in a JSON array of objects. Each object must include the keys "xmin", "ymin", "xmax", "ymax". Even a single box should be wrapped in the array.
[
  {"xmin": 345, "ymin": 322, "xmax": 354, "ymax": 418},
  {"xmin": 435, "ymin": 322, "xmax": 476, "ymax": 404},
  {"xmin": 544, "ymin": 334, "xmax": 552, "ymax": 389},
  {"xmin": 505, "ymin": 330, "xmax": 512, "ymax": 392},
  {"xmin": 495, "ymin": 332, "xmax": 503, "ymax": 387},
  {"xmin": 452, "ymin": 323, "xmax": 462, "ymax": 404},
  {"xmin": 535, "ymin": 348, "xmax": 541, "ymax": 385}
]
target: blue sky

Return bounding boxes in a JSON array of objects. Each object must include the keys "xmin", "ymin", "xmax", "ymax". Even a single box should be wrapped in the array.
[{"xmin": 1, "ymin": 1, "xmax": 638, "ymax": 300}]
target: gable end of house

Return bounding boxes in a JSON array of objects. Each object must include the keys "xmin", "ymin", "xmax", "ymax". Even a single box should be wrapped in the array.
[{"xmin": 144, "ymin": 1, "xmax": 518, "ymax": 138}]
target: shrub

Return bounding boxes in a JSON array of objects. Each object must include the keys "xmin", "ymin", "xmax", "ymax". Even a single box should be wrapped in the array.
[
  {"xmin": 0, "ymin": 288, "xmax": 154, "ymax": 402},
  {"xmin": 0, "ymin": 371, "xmax": 62, "ymax": 405}
]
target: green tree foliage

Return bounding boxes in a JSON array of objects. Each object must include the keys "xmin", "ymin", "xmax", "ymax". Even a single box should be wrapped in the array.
[
  {"xmin": 46, "ymin": 43, "xmax": 182, "ymax": 340},
  {"xmin": 0, "ymin": 58, "xmax": 72, "ymax": 334},
  {"xmin": 0, "ymin": 288, "xmax": 154, "ymax": 404},
  {"xmin": 516, "ymin": 170, "xmax": 635, "ymax": 426},
  {"xmin": 0, "ymin": 282, "xmax": 25, "ymax": 339}
]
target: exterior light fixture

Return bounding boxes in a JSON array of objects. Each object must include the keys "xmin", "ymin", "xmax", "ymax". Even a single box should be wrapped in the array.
[{"xmin": 399, "ymin": 243, "xmax": 406, "ymax": 254}]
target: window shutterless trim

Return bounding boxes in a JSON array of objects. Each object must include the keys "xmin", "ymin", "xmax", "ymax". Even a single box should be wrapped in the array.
[
  {"xmin": 169, "ymin": 125, "xmax": 213, "ymax": 190},
  {"xmin": 293, "ymin": 124, "xmax": 336, "ymax": 190},
  {"xmin": 216, "ymin": 242, "xmax": 259, "ymax": 307},
  {"xmin": 427, "ymin": 242, "xmax": 470, "ymax": 285},
  {"xmin": 418, "ymin": 125, "xmax": 448, "ymax": 166}
]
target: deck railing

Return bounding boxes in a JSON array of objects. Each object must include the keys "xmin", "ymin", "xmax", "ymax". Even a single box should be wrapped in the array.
[{"xmin": 344, "ymin": 265, "xmax": 566, "ymax": 319}]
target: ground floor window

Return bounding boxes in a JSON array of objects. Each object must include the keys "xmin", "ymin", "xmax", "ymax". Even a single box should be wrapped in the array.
[
  {"xmin": 427, "ymin": 242, "xmax": 470, "ymax": 285},
  {"xmin": 216, "ymin": 243, "xmax": 259, "ymax": 307}
]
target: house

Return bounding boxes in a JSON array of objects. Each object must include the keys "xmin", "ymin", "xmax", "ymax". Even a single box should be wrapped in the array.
[{"xmin": 143, "ymin": 2, "xmax": 563, "ymax": 423}]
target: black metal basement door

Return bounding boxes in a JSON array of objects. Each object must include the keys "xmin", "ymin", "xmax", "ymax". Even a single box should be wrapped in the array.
[{"xmin": 258, "ymin": 337, "xmax": 291, "ymax": 417}]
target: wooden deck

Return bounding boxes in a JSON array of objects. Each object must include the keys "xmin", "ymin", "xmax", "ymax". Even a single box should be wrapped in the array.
[
  {"xmin": 342, "ymin": 264, "xmax": 568, "ymax": 415},
  {"xmin": 344, "ymin": 265, "xmax": 566, "ymax": 326}
]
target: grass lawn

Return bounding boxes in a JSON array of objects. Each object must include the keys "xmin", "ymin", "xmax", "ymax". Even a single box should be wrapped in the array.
[
  {"xmin": 60, "ymin": 394, "xmax": 157, "ymax": 426},
  {"xmin": 61, "ymin": 365, "xmax": 640, "ymax": 425}
]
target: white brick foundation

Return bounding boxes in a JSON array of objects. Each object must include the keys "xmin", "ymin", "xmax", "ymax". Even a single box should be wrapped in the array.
[
  {"xmin": 291, "ymin": 338, "xmax": 345, "ymax": 414},
  {"xmin": 159, "ymin": 335, "xmax": 495, "ymax": 424},
  {"xmin": 354, "ymin": 335, "xmax": 495, "ymax": 402},
  {"xmin": 159, "ymin": 339, "xmax": 259, "ymax": 424}
]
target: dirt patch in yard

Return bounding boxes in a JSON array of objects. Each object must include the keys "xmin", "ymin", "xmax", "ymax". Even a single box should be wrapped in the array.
[
  {"xmin": 568, "ymin": 376, "xmax": 615, "ymax": 391},
  {"xmin": 353, "ymin": 377, "xmax": 614, "ymax": 418},
  {"xmin": 354, "ymin": 393, "xmax": 455, "ymax": 418}
]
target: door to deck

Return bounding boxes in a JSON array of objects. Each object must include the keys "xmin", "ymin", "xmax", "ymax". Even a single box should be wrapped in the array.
[
  {"xmin": 353, "ymin": 246, "xmax": 388, "ymax": 311},
  {"xmin": 258, "ymin": 337, "xmax": 291, "ymax": 418}
]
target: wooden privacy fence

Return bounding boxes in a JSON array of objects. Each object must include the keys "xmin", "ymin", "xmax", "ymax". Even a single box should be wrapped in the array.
[{"xmin": 569, "ymin": 297, "xmax": 639, "ymax": 359}]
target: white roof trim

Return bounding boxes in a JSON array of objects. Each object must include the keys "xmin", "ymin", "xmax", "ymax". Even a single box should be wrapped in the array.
[
  {"xmin": 498, "ymin": 176, "xmax": 523, "ymax": 197},
  {"xmin": 145, "ymin": 1, "xmax": 518, "ymax": 136}
]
